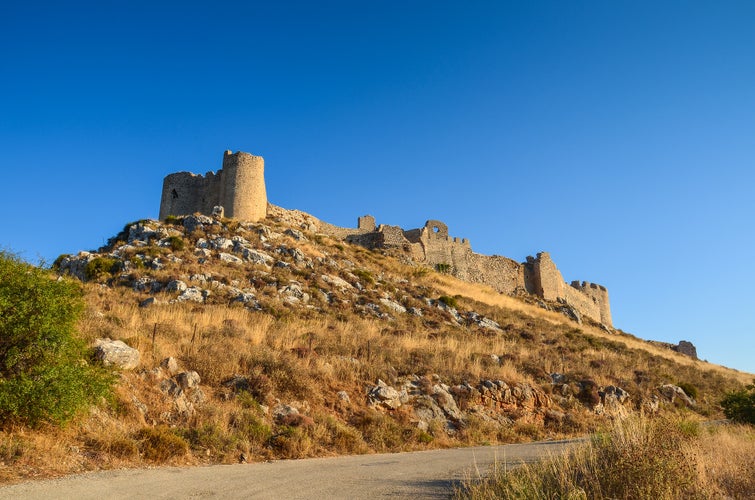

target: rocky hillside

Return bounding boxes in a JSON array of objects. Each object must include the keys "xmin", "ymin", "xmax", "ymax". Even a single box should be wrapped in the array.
[{"xmin": 2, "ymin": 208, "xmax": 746, "ymax": 481}]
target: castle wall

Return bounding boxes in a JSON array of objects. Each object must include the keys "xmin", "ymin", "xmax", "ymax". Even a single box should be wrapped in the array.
[
  {"xmin": 159, "ymin": 171, "xmax": 222, "ymax": 220},
  {"xmin": 159, "ymin": 150, "xmax": 268, "ymax": 222},
  {"xmin": 569, "ymin": 281, "xmax": 612, "ymax": 325},
  {"xmin": 524, "ymin": 252, "xmax": 564, "ymax": 300},
  {"xmin": 464, "ymin": 254, "xmax": 526, "ymax": 294}
]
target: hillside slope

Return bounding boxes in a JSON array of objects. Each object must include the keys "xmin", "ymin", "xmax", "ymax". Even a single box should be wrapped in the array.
[{"xmin": 1, "ymin": 208, "xmax": 748, "ymax": 482}]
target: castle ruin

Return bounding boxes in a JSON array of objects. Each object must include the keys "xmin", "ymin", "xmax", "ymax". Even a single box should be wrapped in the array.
[
  {"xmin": 159, "ymin": 150, "xmax": 267, "ymax": 222},
  {"xmin": 159, "ymin": 150, "xmax": 612, "ymax": 327},
  {"xmin": 319, "ymin": 218, "xmax": 612, "ymax": 326}
]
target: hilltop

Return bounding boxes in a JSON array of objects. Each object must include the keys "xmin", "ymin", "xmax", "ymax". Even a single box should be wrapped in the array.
[{"xmin": 0, "ymin": 206, "xmax": 747, "ymax": 482}]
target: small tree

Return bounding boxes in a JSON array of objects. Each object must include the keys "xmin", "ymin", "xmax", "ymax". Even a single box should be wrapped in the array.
[
  {"xmin": 0, "ymin": 251, "xmax": 113, "ymax": 426},
  {"xmin": 720, "ymin": 380, "xmax": 755, "ymax": 425}
]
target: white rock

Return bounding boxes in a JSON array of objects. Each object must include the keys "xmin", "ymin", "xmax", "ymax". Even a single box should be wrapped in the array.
[{"xmin": 93, "ymin": 338, "xmax": 140, "ymax": 370}]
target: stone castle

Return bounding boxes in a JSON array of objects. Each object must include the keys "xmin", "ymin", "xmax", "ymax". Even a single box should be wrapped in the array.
[
  {"xmin": 160, "ymin": 151, "xmax": 612, "ymax": 327},
  {"xmin": 159, "ymin": 151, "xmax": 267, "ymax": 222}
]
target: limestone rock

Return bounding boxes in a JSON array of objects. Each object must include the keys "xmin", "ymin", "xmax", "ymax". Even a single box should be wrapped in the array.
[
  {"xmin": 241, "ymin": 248, "xmax": 274, "ymax": 266},
  {"xmin": 368, "ymin": 380, "xmax": 404, "ymax": 409},
  {"xmin": 176, "ymin": 371, "xmax": 201, "ymax": 390},
  {"xmin": 161, "ymin": 357, "xmax": 179, "ymax": 375},
  {"xmin": 93, "ymin": 338, "xmax": 140, "ymax": 370},
  {"xmin": 176, "ymin": 287, "xmax": 206, "ymax": 303},
  {"xmin": 658, "ymin": 384, "xmax": 696, "ymax": 407},
  {"xmin": 272, "ymin": 403, "xmax": 299, "ymax": 424},
  {"xmin": 379, "ymin": 298, "xmax": 407, "ymax": 314},
  {"xmin": 219, "ymin": 252, "xmax": 243, "ymax": 264},
  {"xmin": 183, "ymin": 214, "xmax": 215, "ymax": 233},
  {"xmin": 284, "ymin": 228, "xmax": 307, "ymax": 241},
  {"xmin": 165, "ymin": 279, "xmax": 187, "ymax": 292},
  {"xmin": 321, "ymin": 274, "xmax": 354, "ymax": 291},
  {"xmin": 337, "ymin": 391, "xmax": 351, "ymax": 404}
]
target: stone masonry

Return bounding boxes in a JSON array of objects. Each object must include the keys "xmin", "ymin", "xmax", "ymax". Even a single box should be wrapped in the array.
[
  {"xmin": 324, "ymin": 218, "xmax": 613, "ymax": 327},
  {"xmin": 158, "ymin": 150, "xmax": 612, "ymax": 327},
  {"xmin": 159, "ymin": 151, "xmax": 267, "ymax": 222}
]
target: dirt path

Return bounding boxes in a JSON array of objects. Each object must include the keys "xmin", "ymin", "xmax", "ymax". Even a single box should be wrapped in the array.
[{"xmin": 0, "ymin": 439, "xmax": 581, "ymax": 499}]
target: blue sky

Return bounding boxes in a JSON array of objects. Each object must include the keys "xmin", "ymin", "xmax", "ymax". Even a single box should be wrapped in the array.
[{"xmin": 1, "ymin": 1, "xmax": 753, "ymax": 374}]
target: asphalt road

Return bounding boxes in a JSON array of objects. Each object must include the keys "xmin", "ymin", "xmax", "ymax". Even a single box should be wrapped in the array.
[{"xmin": 0, "ymin": 439, "xmax": 581, "ymax": 499}]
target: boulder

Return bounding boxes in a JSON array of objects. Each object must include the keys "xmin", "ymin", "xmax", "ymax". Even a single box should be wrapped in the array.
[
  {"xmin": 368, "ymin": 380, "xmax": 405, "ymax": 409},
  {"xmin": 284, "ymin": 228, "xmax": 307, "ymax": 241},
  {"xmin": 139, "ymin": 297, "xmax": 160, "ymax": 308},
  {"xmin": 165, "ymin": 279, "xmax": 187, "ymax": 292},
  {"xmin": 658, "ymin": 384, "xmax": 696, "ymax": 407},
  {"xmin": 161, "ymin": 357, "xmax": 179, "ymax": 375},
  {"xmin": 93, "ymin": 338, "xmax": 140, "ymax": 370},
  {"xmin": 219, "ymin": 252, "xmax": 243, "ymax": 264},
  {"xmin": 176, "ymin": 371, "xmax": 201, "ymax": 390},
  {"xmin": 183, "ymin": 214, "xmax": 215, "ymax": 233},
  {"xmin": 176, "ymin": 287, "xmax": 206, "ymax": 303}
]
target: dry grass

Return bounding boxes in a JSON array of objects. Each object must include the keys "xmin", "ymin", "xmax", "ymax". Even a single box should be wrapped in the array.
[{"xmin": 457, "ymin": 416, "xmax": 755, "ymax": 499}]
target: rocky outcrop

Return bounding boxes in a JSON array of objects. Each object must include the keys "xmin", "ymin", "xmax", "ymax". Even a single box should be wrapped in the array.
[
  {"xmin": 367, "ymin": 376, "xmax": 552, "ymax": 433},
  {"xmin": 657, "ymin": 384, "xmax": 696, "ymax": 408}
]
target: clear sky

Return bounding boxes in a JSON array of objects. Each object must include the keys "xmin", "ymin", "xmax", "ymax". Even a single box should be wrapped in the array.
[{"xmin": 1, "ymin": 1, "xmax": 753, "ymax": 374}]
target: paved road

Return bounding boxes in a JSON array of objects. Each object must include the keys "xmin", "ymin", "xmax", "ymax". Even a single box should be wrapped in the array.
[{"xmin": 0, "ymin": 439, "xmax": 581, "ymax": 499}]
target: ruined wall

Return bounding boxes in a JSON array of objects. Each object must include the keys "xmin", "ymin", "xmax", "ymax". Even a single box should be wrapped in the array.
[
  {"xmin": 159, "ymin": 150, "xmax": 268, "ymax": 222},
  {"xmin": 159, "ymin": 171, "xmax": 222, "ymax": 221},
  {"xmin": 464, "ymin": 254, "xmax": 526, "ymax": 295},
  {"xmin": 524, "ymin": 252, "xmax": 564, "ymax": 300},
  {"xmin": 569, "ymin": 281, "xmax": 612, "ymax": 326}
]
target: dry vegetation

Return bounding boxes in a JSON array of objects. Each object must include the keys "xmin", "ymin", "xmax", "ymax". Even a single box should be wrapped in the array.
[
  {"xmin": 1, "ymin": 213, "xmax": 752, "ymax": 486},
  {"xmin": 456, "ymin": 416, "xmax": 755, "ymax": 499}
]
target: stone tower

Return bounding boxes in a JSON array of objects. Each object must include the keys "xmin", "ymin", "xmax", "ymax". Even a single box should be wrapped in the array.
[
  {"xmin": 159, "ymin": 150, "xmax": 268, "ymax": 223},
  {"xmin": 218, "ymin": 151, "xmax": 267, "ymax": 221}
]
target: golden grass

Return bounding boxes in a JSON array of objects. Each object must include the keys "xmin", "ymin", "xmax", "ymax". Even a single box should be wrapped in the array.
[
  {"xmin": 426, "ymin": 271, "xmax": 753, "ymax": 384},
  {"xmin": 457, "ymin": 417, "xmax": 755, "ymax": 499}
]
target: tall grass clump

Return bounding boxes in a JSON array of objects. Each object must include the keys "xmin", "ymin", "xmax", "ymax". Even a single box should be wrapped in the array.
[
  {"xmin": 0, "ymin": 251, "xmax": 114, "ymax": 427},
  {"xmin": 457, "ymin": 415, "xmax": 755, "ymax": 499}
]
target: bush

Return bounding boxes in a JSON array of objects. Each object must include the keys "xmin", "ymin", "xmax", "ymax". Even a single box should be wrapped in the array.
[
  {"xmin": 676, "ymin": 381, "xmax": 698, "ymax": 400},
  {"xmin": 135, "ymin": 427, "xmax": 189, "ymax": 462},
  {"xmin": 438, "ymin": 295, "xmax": 459, "ymax": 309},
  {"xmin": 84, "ymin": 256, "xmax": 120, "ymax": 281},
  {"xmin": 166, "ymin": 236, "xmax": 185, "ymax": 252},
  {"xmin": 435, "ymin": 263, "xmax": 452, "ymax": 274},
  {"xmin": 0, "ymin": 251, "xmax": 114, "ymax": 427},
  {"xmin": 720, "ymin": 380, "xmax": 755, "ymax": 424},
  {"xmin": 164, "ymin": 215, "xmax": 181, "ymax": 225}
]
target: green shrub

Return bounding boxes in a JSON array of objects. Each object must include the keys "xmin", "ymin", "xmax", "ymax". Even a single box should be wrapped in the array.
[
  {"xmin": 438, "ymin": 295, "xmax": 459, "ymax": 309},
  {"xmin": 720, "ymin": 380, "xmax": 755, "ymax": 424},
  {"xmin": 353, "ymin": 269, "xmax": 375, "ymax": 286},
  {"xmin": 435, "ymin": 263, "xmax": 452, "ymax": 274},
  {"xmin": 0, "ymin": 251, "xmax": 114, "ymax": 427},
  {"xmin": 677, "ymin": 382, "xmax": 698, "ymax": 400},
  {"xmin": 84, "ymin": 256, "xmax": 120, "ymax": 281},
  {"xmin": 164, "ymin": 215, "xmax": 181, "ymax": 225},
  {"xmin": 167, "ymin": 236, "xmax": 185, "ymax": 252}
]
